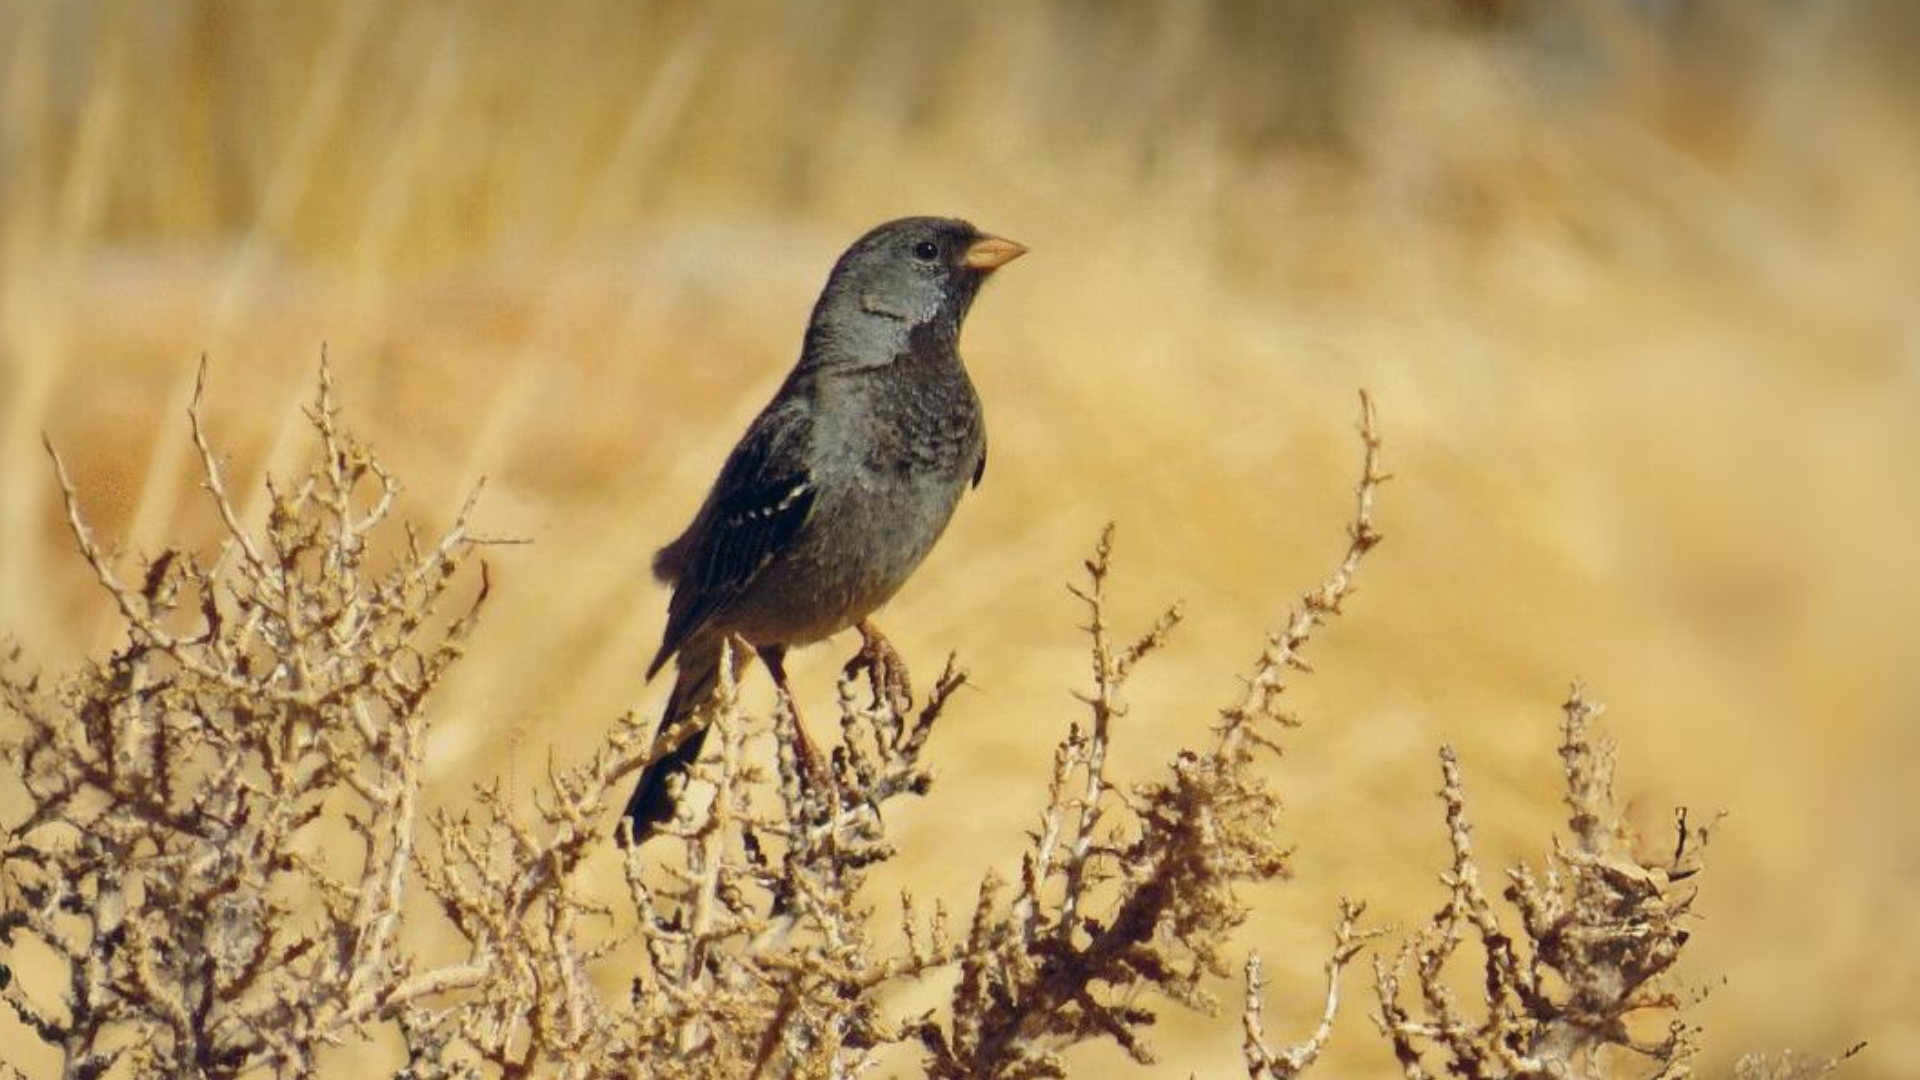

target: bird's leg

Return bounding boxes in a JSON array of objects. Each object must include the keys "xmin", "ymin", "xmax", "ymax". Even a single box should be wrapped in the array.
[
  {"xmin": 756, "ymin": 645, "xmax": 833, "ymax": 796},
  {"xmin": 843, "ymin": 618, "xmax": 913, "ymax": 716}
]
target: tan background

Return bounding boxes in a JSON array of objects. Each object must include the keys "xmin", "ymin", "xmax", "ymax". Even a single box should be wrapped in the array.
[{"xmin": 2, "ymin": 1, "xmax": 1917, "ymax": 1075}]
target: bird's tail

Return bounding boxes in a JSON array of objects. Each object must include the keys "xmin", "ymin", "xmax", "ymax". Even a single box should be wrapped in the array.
[{"xmin": 620, "ymin": 639, "xmax": 723, "ymax": 843}]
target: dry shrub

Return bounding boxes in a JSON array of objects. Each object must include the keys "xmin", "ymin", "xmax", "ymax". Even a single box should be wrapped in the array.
[
  {"xmin": 0, "ymin": 359, "xmax": 495, "ymax": 1077},
  {"xmin": 1374, "ymin": 692, "xmax": 1709, "ymax": 1080},
  {"xmin": 1371, "ymin": 698, "xmax": 1867, "ymax": 1080},
  {"xmin": 0, "ymin": 363, "xmax": 1851, "ymax": 1079}
]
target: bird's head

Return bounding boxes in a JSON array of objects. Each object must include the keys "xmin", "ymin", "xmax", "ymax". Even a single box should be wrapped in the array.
[{"xmin": 805, "ymin": 216, "xmax": 1026, "ymax": 367}]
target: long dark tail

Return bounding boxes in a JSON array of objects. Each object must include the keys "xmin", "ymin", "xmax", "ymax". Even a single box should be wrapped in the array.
[{"xmin": 621, "ymin": 641, "xmax": 722, "ymax": 843}]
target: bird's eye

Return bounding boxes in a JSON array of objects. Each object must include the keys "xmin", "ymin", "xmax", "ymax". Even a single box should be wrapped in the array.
[{"xmin": 911, "ymin": 240, "xmax": 940, "ymax": 262}]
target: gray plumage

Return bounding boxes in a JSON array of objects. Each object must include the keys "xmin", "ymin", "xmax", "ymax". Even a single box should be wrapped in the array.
[{"xmin": 622, "ymin": 216, "xmax": 1025, "ymax": 838}]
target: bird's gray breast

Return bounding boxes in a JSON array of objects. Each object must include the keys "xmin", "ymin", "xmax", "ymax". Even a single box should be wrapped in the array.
[{"xmin": 764, "ymin": 360, "xmax": 983, "ymax": 641}]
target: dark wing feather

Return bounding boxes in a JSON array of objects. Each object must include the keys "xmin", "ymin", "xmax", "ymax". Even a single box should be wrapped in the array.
[{"xmin": 646, "ymin": 405, "xmax": 815, "ymax": 679}]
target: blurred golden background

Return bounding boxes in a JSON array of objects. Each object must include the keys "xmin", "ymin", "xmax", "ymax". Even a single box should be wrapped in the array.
[{"xmin": 2, "ymin": 0, "xmax": 1917, "ymax": 1075}]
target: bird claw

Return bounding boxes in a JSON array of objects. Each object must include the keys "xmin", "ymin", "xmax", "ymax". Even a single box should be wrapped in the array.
[
  {"xmin": 781, "ymin": 697, "xmax": 832, "ymax": 790},
  {"xmin": 844, "ymin": 619, "xmax": 913, "ymax": 715}
]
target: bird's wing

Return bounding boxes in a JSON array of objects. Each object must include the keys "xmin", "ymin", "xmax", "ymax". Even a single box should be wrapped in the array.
[{"xmin": 647, "ymin": 403, "xmax": 817, "ymax": 679}]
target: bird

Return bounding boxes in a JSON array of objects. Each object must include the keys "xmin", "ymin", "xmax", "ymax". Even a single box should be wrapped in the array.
[{"xmin": 620, "ymin": 216, "xmax": 1026, "ymax": 842}]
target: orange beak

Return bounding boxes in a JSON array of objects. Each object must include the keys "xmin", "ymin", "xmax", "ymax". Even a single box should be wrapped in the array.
[{"xmin": 963, "ymin": 235, "xmax": 1028, "ymax": 271}]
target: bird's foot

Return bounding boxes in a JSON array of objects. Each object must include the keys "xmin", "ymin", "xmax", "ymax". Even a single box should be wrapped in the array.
[
  {"xmin": 783, "ymin": 706, "xmax": 867, "ymax": 833},
  {"xmin": 757, "ymin": 644, "xmax": 832, "ymax": 791},
  {"xmin": 779, "ymin": 694, "xmax": 833, "ymax": 789},
  {"xmin": 843, "ymin": 618, "xmax": 913, "ymax": 715}
]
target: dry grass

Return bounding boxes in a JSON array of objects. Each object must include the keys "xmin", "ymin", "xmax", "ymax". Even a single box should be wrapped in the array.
[{"xmin": 2, "ymin": 0, "xmax": 1917, "ymax": 1076}]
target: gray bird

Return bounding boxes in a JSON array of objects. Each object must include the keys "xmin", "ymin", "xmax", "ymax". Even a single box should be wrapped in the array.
[{"xmin": 621, "ymin": 216, "xmax": 1026, "ymax": 840}]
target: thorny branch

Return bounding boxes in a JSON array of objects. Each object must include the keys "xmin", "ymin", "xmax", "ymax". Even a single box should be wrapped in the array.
[
  {"xmin": 920, "ymin": 391, "xmax": 1390, "ymax": 1079},
  {"xmin": 1219, "ymin": 389, "xmax": 1387, "ymax": 762}
]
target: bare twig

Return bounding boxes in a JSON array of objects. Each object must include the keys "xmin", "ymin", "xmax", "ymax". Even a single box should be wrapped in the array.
[{"xmin": 1244, "ymin": 899, "xmax": 1383, "ymax": 1080}]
